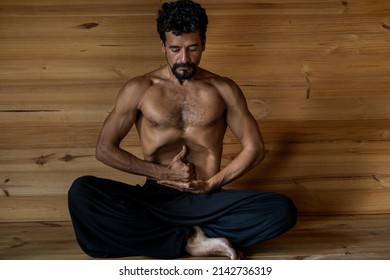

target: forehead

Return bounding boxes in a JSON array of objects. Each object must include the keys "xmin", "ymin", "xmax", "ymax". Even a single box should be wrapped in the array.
[{"xmin": 164, "ymin": 31, "xmax": 202, "ymax": 46}]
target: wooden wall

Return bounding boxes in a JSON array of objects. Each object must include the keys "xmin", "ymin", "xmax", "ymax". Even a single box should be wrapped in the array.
[{"xmin": 1, "ymin": 0, "xmax": 390, "ymax": 222}]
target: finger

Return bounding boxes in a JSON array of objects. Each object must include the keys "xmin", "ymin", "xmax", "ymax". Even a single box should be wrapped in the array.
[
  {"xmin": 177, "ymin": 145, "xmax": 188, "ymax": 161},
  {"xmin": 169, "ymin": 145, "xmax": 188, "ymax": 165},
  {"xmin": 187, "ymin": 163, "xmax": 196, "ymax": 180},
  {"xmin": 157, "ymin": 180, "xmax": 188, "ymax": 190}
]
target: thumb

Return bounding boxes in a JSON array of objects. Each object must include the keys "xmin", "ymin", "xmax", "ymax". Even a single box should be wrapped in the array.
[
  {"xmin": 177, "ymin": 145, "xmax": 188, "ymax": 161},
  {"xmin": 171, "ymin": 145, "xmax": 188, "ymax": 163}
]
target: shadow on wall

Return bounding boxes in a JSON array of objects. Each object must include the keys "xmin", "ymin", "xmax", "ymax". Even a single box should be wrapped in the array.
[{"xmin": 228, "ymin": 126, "xmax": 374, "ymax": 216}]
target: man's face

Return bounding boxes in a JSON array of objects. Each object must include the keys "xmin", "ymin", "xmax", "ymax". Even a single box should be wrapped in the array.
[{"xmin": 161, "ymin": 31, "xmax": 205, "ymax": 82}]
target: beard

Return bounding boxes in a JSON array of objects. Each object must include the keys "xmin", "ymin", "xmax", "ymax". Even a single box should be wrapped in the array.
[{"xmin": 171, "ymin": 62, "xmax": 198, "ymax": 83}]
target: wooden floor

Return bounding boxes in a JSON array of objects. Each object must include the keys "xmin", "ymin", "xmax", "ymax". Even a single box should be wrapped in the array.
[{"xmin": 1, "ymin": 214, "xmax": 390, "ymax": 260}]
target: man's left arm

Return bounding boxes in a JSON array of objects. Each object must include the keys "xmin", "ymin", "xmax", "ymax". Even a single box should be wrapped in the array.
[{"xmin": 204, "ymin": 78, "xmax": 265, "ymax": 191}]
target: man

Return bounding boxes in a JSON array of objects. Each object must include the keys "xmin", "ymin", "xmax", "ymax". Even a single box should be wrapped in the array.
[{"xmin": 68, "ymin": 0, "xmax": 296, "ymax": 259}]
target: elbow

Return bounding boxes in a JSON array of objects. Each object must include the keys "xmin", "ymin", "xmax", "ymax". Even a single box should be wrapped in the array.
[
  {"xmin": 95, "ymin": 145, "xmax": 103, "ymax": 163},
  {"xmin": 254, "ymin": 149, "xmax": 265, "ymax": 166},
  {"xmin": 252, "ymin": 143, "xmax": 266, "ymax": 166},
  {"xmin": 95, "ymin": 142, "xmax": 108, "ymax": 163}
]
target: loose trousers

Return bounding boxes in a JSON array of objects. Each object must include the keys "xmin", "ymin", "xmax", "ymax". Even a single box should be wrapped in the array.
[{"xmin": 68, "ymin": 175, "xmax": 297, "ymax": 259}]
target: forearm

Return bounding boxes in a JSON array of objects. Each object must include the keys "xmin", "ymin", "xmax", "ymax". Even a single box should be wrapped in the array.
[
  {"xmin": 95, "ymin": 145, "xmax": 166, "ymax": 180},
  {"xmin": 206, "ymin": 147, "xmax": 265, "ymax": 191}
]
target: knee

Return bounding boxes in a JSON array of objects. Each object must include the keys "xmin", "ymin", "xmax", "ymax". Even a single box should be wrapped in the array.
[
  {"xmin": 68, "ymin": 175, "xmax": 96, "ymax": 202},
  {"xmin": 275, "ymin": 194, "xmax": 297, "ymax": 230}
]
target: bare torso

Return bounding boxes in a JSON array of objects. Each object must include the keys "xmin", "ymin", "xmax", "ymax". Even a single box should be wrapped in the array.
[{"xmin": 135, "ymin": 67, "xmax": 227, "ymax": 180}]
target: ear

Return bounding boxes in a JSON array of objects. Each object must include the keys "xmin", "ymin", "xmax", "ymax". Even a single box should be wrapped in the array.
[
  {"xmin": 201, "ymin": 40, "xmax": 206, "ymax": 51},
  {"xmin": 160, "ymin": 40, "xmax": 166, "ymax": 53}
]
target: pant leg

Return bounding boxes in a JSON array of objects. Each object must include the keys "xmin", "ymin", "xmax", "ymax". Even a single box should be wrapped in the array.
[
  {"xmin": 201, "ymin": 191, "xmax": 297, "ymax": 249},
  {"xmin": 68, "ymin": 175, "xmax": 192, "ymax": 259}
]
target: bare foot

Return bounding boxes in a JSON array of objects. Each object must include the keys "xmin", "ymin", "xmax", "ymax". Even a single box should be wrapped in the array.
[{"xmin": 185, "ymin": 226, "xmax": 243, "ymax": 260}]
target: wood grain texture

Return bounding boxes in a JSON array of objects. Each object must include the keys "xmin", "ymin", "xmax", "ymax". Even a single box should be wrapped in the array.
[{"xmin": 1, "ymin": 0, "xmax": 390, "ymax": 219}]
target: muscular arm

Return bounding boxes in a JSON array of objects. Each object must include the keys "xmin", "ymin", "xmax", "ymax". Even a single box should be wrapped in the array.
[
  {"xmin": 95, "ymin": 77, "xmax": 193, "ymax": 181},
  {"xmin": 206, "ymin": 78, "xmax": 265, "ymax": 190}
]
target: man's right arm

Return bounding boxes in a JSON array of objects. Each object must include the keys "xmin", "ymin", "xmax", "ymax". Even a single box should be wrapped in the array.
[{"xmin": 95, "ymin": 77, "xmax": 193, "ymax": 182}]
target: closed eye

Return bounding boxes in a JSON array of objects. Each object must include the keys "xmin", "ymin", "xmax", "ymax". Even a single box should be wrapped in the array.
[{"xmin": 170, "ymin": 47, "xmax": 180, "ymax": 53}]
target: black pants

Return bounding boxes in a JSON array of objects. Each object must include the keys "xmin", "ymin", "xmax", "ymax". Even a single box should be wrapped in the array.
[{"xmin": 68, "ymin": 175, "xmax": 297, "ymax": 259}]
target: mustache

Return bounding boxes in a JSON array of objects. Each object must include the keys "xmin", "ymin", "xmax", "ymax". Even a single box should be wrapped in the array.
[{"xmin": 172, "ymin": 62, "xmax": 197, "ymax": 70}]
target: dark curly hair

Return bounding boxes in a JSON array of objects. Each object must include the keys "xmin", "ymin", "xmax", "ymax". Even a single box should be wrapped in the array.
[{"xmin": 157, "ymin": 0, "xmax": 208, "ymax": 44}]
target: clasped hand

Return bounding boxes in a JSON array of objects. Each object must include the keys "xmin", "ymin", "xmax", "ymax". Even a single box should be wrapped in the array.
[{"xmin": 157, "ymin": 145, "xmax": 210, "ymax": 194}]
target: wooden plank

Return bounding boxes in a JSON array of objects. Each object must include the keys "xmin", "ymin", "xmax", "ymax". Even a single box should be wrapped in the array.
[
  {"xmin": 0, "ymin": 82, "xmax": 119, "ymax": 111},
  {"xmin": 256, "ymin": 120, "xmax": 390, "ymax": 143},
  {"xmin": 0, "ymin": 16, "xmax": 156, "ymax": 40},
  {"xmin": 247, "ymin": 97, "xmax": 390, "ymax": 121},
  {"xmin": 2, "ymin": 81, "xmax": 390, "ymax": 111},
  {"xmin": 2, "ymin": 80, "xmax": 390, "ymax": 112},
  {"xmin": 1, "ymin": 57, "xmax": 389, "ymax": 89},
  {"xmin": 3, "ymin": 95, "xmax": 390, "ymax": 122},
  {"xmin": 2, "ymin": 94, "xmax": 390, "ymax": 121},
  {"xmin": 0, "ymin": 221, "xmax": 85, "ymax": 260},
  {"xmin": 204, "ymin": 57, "xmax": 390, "ymax": 88},
  {"xmin": 0, "ymin": 58, "xmax": 162, "ymax": 82},
  {"xmin": 207, "ymin": 14, "xmax": 390, "ymax": 35},
  {"xmin": 1, "ymin": 37, "xmax": 390, "ymax": 65},
  {"xmin": 0, "ymin": 111, "xmax": 124, "ymax": 149},
  {"xmin": 0, "ymin": 171, "xmax": 145, "ymax": 197},
  {"xmin": 206, "ymin": 1, "xmax": 390, "ymax": 15},
  {"xmin": 1, "ymin": 0, "xmax": 390, "ymax": 17},
  {"xmin": 1, "ymin": 115, "xmax": 390, "ymax": 147},
  {"xmin": 0, "ymin": 196, "xmax": 69, "ymax": 222},
  {"xmin": 0, "ymin": 0, "xmax": 161, "ymax": 17}
]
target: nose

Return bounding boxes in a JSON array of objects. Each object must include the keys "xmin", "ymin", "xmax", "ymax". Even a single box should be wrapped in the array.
[{"xmin": 180, "ymin": 49, "xmax": 190, "ymax": 63}]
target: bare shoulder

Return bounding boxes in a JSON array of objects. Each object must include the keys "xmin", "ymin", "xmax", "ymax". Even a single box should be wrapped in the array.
[
  {"xmin": 211, "ymin": 76, "xmax": 240, "ymax": 92},
  {"xmin": 120, "ymin": 75, "xmax": 153, "ymax": 97},
  {"xmin": 203, "ymin": 72, "xmax": 245, "ymax": 104},
  {"xmin": 115, "ymin": 72, "xmax": 162, "ymax": 111}
]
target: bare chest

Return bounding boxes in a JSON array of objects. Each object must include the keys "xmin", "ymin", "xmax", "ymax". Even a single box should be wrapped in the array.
[{"xmin": 141, "ymin": 90, "xmax": 225, "ymax": 130}]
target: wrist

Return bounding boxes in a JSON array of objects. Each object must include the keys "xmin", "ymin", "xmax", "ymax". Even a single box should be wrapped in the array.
[
  {"xmin": 205, "ymin": 179, "xmax": 218, "ymax": 192},
  {"xmin": 147, "ymin": 162, "xmax": 168, "ymax": 181}
]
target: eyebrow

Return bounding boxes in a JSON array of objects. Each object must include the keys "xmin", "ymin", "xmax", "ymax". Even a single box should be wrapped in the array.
[{"xmin": 169, "ymin": 44, "xmax": 200, "ymax": 49}]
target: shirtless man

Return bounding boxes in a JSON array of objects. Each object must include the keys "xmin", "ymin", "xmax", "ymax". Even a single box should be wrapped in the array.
[{"xmin": 68, "ymin": 0, "xmax": 296, "ymax": 259}]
